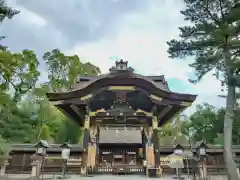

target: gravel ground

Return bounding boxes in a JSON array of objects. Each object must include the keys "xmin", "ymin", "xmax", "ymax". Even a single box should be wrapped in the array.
[{"xmin": 4, "ymin": 174, "xmax": 228, "ymax": 180}]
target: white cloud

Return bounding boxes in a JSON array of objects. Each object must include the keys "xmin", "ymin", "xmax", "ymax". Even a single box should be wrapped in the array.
[
  {"xmin": 18, "ymin": 7, "xmax": 46, "ymax": 27},
  {"xmin": 6, "ymin": 0, "xmax": 46, "ymax": 27},
  {"xmin": 184, "ymin": 73, "xmax": 225, "ymax": 115},
  {"xmin": 68, "ymin": 1, "xmax": 190, "ymax": 79},
  {"xmin": 67, "ymin": 0, "xmax": 224, "ymax": 115}
]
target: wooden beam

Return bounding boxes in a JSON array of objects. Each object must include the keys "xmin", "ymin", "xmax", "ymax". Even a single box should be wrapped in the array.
[
  {"xmin": 50, "ymin": 98, "xmax": 86, "ymax": 105},
  {"xmin": 108, "ymin": 86, "xmax": 135, "ymax": 91},
  {"xmin": 180, "ymin": 101, "xmax": 192, "ymax": 107},
  {"xmin": 70, "ymin": 105, "xmax": 85, "ymax": 120},
  {"xmin": 150, "ymin": 94, "xmax": 162, "ymax": 102},
  {"xmin": 57, "ymin": 106, "xmax": 83, "ymax": 126},
  {"xmin": 158, "ymin": 105, "xmax": 172, "ymax": 120}
]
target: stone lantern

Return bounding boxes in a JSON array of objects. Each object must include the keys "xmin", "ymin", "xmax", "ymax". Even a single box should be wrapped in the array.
[
  {"xmin": 196, "ymin": 141, "xmax": 207, "ymax": 158},
  {"xmin": 60, "ymin": 143, "xmax": 71, "ymax": 178},
  {"xmin": 173, "ymin": 144, "xmax": 184, "ymax": 180},
  {"xmin": 30, "ymin": 140, "xmax": 50, "ymax": 180},
  {"xmin": 34, "ymin": 140, "xmax": 50, "ymax": 155},
  {"xmin": 174, "ymin": 144, "xmax": 184, "ymax": 155},
  {"xmin": 61, "ymin": 143, "xmax": 71, "ymax": 160}
]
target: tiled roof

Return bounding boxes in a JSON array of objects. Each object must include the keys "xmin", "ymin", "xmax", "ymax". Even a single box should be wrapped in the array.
[{"xmin": 11, "ymin": 144, "xmax": 84, "ymax": 152}]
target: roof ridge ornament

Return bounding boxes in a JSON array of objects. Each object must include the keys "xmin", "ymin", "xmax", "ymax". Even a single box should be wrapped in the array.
[{"xmin": 109, "ymin": 59, "xmax": 134, "ymax": 73}]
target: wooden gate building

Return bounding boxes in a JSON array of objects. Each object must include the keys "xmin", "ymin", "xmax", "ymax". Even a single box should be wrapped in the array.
[{"xmin": 46, "ymin": 60, "xmax": 197, "ymax": 172}]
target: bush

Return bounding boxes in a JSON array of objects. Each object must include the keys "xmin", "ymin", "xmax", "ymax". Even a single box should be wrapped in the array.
[{"xmin": 0, "ymin": 135, "xmax": 10, "ymax": 156}]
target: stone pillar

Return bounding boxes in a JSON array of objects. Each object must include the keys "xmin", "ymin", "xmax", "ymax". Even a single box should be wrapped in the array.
[
  {"xmin": 0, "ymin": 159, "xmax": 9, "ymax": 177},
  {"xmin": 30, "ymin": 155, "xmax": 42, "ymax": 180},
  {"xmin": 202, "ymin": 157, "xmax": 207, "ymax": 180},
  {"xmin": 199, "ymin": 156, "xmax": 207, "ymax": 180},
  {"xmin": 30, "ymin": 160, "xmax": 38, "ymax": 180}
]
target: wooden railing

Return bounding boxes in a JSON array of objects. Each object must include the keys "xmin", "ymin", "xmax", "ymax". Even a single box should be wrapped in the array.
[
  {"xmin": 88, "ymin": 165, "xmax": 144, "ymax": 175},
  {"xmin": 4, "ymin": 152, "xmax": 230, "ymax": 175}
]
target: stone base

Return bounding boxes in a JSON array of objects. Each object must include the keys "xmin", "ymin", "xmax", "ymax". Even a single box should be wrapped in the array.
[
  {"xmin": 147, "ymin": 168, "xmax": 158, "ymax": 178},
  {"xmin": 0, "ymin": 175, "xmax": 6, "ymax": 180},
  {"xmin": 29, "ymin": 176, "xmax": 38, "ymax": 180}
]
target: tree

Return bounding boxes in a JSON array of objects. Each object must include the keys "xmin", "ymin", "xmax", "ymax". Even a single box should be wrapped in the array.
[
  {"xmin": 186, "ymin": 104, "xmax": 220, "ymax": 143},
  {"xmin": 159, "ymin": 114, "xmax": 188, "ymax": 145},
  {"xmin": 0, "ymin": 135, "xmax": 10, "ymax": 157},
  {"xmin": 8, "ymin": 50, "xmax": 39, "ymax": 101},
  {"xmin": 0, "ymin": 3, "xmax": 101, "ymax": 144},
  {"xmin": 0, "ymin": 50, "xmax": 40, "ymax": 101},
  {"xmin": 0, "ymin": 104, "xmax": 36, "ymax": 142},
  {"xmin": 216, "ymin": 107, "xmax": 240, "ymax": 145},
  {"xmin": 39, "ymin": 49, "xmax": 101, "ymax": 143},
  {"xmin": 43, "ymin": 49, "xmax": 100, "ymax": 92},
  {"xmin": 23, "ymin": 49, "xmax": 102, "ymax": 143},
  {"xmin": 167, "ymin": 1, "xmax": 240, "ymax": 179},
  {"xmin": 55, "ymin": 119, "xmax": 83, "ymax": 144},
  {"xmin": 0, "ymin": 46, "xmax": 101, "ymax": 144},
  {"xmin": 0, "ymin": 49, "xmax": 40, "ymax": 142},
  {"xmin": 0, "ymin": 0, "xmax": 19, "ymax": 23}
]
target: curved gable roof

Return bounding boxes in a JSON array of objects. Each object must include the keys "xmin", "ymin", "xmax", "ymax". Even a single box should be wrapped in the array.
[{"xmin": 46, "ymin": 60, "xmax": 197, "ymax": 102}]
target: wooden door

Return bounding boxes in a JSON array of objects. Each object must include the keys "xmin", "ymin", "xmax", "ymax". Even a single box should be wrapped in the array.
[{"xmin": 113, "ymin": 154, "xmax": 125, "ymax": 164}]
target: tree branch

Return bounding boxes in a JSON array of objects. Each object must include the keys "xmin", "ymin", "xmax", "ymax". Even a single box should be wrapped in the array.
[
  {"xmin": 232, "ymin": 49, "xmax": 240, "ymax": 56},
  {"xmin": 218, "ymin": 0, "xmax": 225, "ymax": 21},
  {"xmin": 205, "ymin": 0, "xmax": 221, "ymax": 25}
]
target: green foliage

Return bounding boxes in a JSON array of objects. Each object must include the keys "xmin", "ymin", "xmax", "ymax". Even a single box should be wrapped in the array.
[
  {"xmin": 43, "ymin": 49, "xmax": 100, "ymax": 91},
  {"xmin": 0, "ymin": 49, "xmax": 40, "ymax": 101},
  {"xmin": 167, "ymin": 1, "xmax": 240, "ymax": 178},
  {"xmin": 159, "ymin": 115, "xmax": 189, "ymax": 145},
  {"xmin": 0, "ymin": 135, "xmax": 10, "ymax": 156},
  {"xmin": 55, "ymin": 119, "xmax": 83, "ymax": 144},
  {"xmin": 186, "ymin": 104, "xmax": 220, "ymax": 143},
  {"xmin": 0, "ymin": 102, "xmax": 36, "ymax": 142},
  {"xmin": 167, "ymin": 0, "xmax": 240, "ymax": 84},
  {"xmin": 214, "ymin": 133, "xmax": 224, "ymax": 145},
  {"xmin": 159, "ymin": 103, "xmax": 240, "ymax": 146},
  {"xmin": 0, "ymin": 2, "xmax": 101, "ymax": 144},
  {"xmin": 0, "ymin": 48, "xmax": 101, "ymax": 143},
  {"xmin": 40, "ymin": 124, "xmax": 51, "ymax": 141},
  {"xmin": 0, "ymin": 0, "xmax": 19, "ymax": 22}
]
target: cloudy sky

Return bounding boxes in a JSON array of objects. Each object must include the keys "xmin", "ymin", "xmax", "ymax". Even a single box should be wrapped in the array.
[{"xmin": 1, "ymin": 0, "xmax": 225, "ymax": 114}]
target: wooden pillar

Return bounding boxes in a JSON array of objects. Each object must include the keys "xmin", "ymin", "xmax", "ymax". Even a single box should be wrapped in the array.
[
  {"xmin": 144, "ymin": 126, "xmax": 154, "ymax": 167},
  {"xmin": 152, "ymin": 116, "xmax": 158, "ymax": 130},
  {"xmin": 152, "ymin": 116, "xmax": 160, "ymax": 167},
  {"xmin": 88, "ymin": 122, "xmax": 98, "ymax": 168},
  {"xmin": 81, "ymin": 115, "xmax": 90, "ymax": 175}
]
